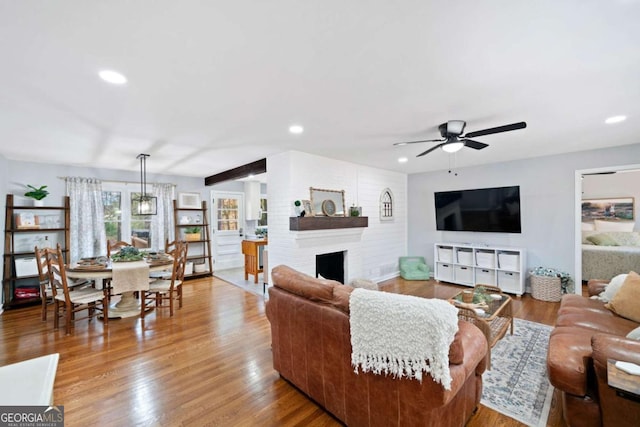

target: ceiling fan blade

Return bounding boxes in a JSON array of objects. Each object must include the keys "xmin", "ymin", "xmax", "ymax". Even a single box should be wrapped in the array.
[
  {"xmin": 417, "ymin": 143, "xmax": 445, "ymax": 157},
  {"xmin": 464, "ymin": 122, "xmax": 527, "ymax": 138},
  {"xmin": 463, "ymin": 139, "xmax": 489, "ymax": 150},
  {"xmin": 393, "ymin": 138, "xmax": 444, "ymax": 146}
]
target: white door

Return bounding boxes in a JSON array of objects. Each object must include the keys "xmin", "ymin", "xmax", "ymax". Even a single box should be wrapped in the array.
[{"xmin": 211, "ymin": 191, "xmax": 244, "ymax": 270}]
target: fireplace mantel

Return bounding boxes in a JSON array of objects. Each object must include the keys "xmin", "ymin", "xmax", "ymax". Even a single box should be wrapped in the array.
[{"xmin": 289, "ymin": 216, "xmax": 368, "ymax": 231}]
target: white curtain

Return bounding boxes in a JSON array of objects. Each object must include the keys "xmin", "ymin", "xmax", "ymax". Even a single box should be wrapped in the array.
[
  {"xmin": 65, "ymin": 177, "xmax": 107, "ymax": 263},
  {"xmin": 151, "ymin": 183, "xmax": 175, "ymax": 251}
]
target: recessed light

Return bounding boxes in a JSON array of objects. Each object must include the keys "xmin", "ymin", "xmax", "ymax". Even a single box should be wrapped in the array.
[
  {"xmin": 605, "ymin": 115, "xmax": 627, "ymax": 124},
  {"xmin": 398, "ymin": 157, "xmax": 408, "ymax": 163},
  {"xmin": 99, "ymin": 70, "xmax": 127, "ymax": 85},
  {"xmin": 289, "ymin": 125, "xmax": 304, "ymax": 134}
]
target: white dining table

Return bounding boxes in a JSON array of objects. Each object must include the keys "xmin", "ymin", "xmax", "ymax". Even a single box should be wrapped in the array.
[{"xmin": 66, "ymin": 259, "xmax": 173, "ymax": 319}]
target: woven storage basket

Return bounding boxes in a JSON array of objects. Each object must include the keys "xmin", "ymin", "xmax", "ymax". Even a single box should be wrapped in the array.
[{"xmin": 530, "ymin": 275, "xmax": 562, "ymax": 302}]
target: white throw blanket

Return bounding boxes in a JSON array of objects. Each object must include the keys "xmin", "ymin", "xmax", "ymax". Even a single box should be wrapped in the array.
[
  {"xmin": 349, "ymin": 288, "xmax": 459, "ymax": 389},
  {"xmin": 111, "ymin": 261, "xmax": 150, "ymax": 294}
]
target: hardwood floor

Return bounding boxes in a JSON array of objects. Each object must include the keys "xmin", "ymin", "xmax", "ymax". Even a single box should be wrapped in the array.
[{"xmin": 0, "ymin": 276, "xmax": 567, "ymax": 426}]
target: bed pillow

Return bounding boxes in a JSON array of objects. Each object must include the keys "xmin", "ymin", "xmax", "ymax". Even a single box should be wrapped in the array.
[
  {"xmin": 586, "ymin": 233, "xmax": 619, "ymax": 246},
  {"xmin": 596, "ymin": 273, "xmax": 628, "ymax": 302},
  {"xmin": 594, "ymin": 219, "xmax": 635, "ymax": 232},
  {"xmin": 606, "ymin": 271, "xmax": 640, "ymax": 322},
  {"xmin": 582, "ymin": 222, "xmax": 595, "ymax": 231},
  {"xmin": 606, "ymin": 231, "xmax": 640, "ymax": 247}
]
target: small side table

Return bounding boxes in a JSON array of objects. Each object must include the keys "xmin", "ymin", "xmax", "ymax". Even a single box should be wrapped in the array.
[{"xmin": 607, "ymin": 360, "xmax": 640, "ymax": 403}]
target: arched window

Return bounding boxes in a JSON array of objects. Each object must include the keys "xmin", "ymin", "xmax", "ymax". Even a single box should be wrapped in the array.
[{"xmin": 380, "ymin": 188, "xmax": 394, "ymax": 220}]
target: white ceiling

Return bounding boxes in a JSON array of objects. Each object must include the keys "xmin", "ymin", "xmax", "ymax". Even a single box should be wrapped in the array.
[{"xmin": 1, "ymin": 1, "xmax": 639, "ymax": 179}]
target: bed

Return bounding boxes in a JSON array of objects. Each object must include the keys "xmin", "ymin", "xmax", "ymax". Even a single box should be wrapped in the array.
[{"xmin": 582, "ymin": 229, "xmax": 640, "ymax": 281}]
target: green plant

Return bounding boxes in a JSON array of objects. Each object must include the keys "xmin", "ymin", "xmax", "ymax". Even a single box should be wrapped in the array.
[
  {"xmin": 111, "ymin": 246, "xmax": 143, "ymax": 262},
  {"xmin": 294, "ymin": 200, "xmax": 301, "ymax": 207},
  {"xmin": 24, "ymin": 185, "xmax": 49, "ymax": 200},
  {"xmin": 185, "ymin": 226, "xmax": 201, "ymax": 234}
]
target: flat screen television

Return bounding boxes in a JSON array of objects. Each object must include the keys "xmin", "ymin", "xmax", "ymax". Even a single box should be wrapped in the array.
[{"xmin": 434, "ymin": 186, "xmax": 521, "ymax": 233}]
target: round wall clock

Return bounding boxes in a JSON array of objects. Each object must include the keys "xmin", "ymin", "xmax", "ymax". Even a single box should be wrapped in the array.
[{"xmin": 321, "ymin": 199, "xmax": 336, "ymax": 216}]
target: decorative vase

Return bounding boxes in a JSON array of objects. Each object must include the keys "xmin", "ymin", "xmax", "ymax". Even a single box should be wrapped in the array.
[{"xmin": 33, "ymin": 200, "xmax": 44, "ymax": 207}]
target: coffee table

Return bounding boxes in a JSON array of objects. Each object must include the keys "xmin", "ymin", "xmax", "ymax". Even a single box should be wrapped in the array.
[{"xmin": 449, "ymin": 285, "xmax": 513, "ymax": 369}]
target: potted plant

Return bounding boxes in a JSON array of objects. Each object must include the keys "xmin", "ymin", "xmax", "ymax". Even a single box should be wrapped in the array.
[
  {"xmin": 294, "ymin": 200, "xmax": 304, "ymax": 217},
  {"xmin": 184, "ymin": 226, "xmax": 201, "ymax": 241},
  {"xmin": 24, "ymin": 185, "xmax": 49, "ymax": 206}
]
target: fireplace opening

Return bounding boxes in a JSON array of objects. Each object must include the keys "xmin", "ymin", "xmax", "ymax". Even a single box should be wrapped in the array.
[{"xmin": 316, "ymin": 251, "xmax": 345, "ymax": 283}]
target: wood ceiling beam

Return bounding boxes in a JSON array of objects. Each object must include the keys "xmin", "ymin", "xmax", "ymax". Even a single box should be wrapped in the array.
[{"xmin": 204, "ymin": 158, "xmax": 266, "ymax": 186}]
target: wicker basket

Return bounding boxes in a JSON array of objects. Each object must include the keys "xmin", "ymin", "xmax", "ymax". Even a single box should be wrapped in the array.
[{"xmin": 530, "ymin": 275, "xmax": 562, "ymax": 302}]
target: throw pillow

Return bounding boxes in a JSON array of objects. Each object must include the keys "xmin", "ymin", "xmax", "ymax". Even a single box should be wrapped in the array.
[
  {"xmin": 627, "ymin": 326, "xmax": 640, "ymax": 341},
  {"xmin": 594, "ymin": 219, "xmax": 635, "ymax": 232},
  {"xmin": 598, "ymin": 273, "xmax": 629, "ymax": 302},
  {"xmin": 349, "ymin": 278, "xmax": 378, "ymax": 291},
  {"xmin": 606, "ymin": 271, "xmax": 640, "ymax": 322},
  {"xmin": 586, "ymin": 233, "xmax": 619, "ymax": 246}
]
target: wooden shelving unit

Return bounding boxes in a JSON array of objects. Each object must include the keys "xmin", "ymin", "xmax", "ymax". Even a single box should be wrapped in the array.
[
  {"xmin": 3, "ymin": 194, "xmax": 71, "ymax": 309},
  {"xmin": 173, "ymin": 199, "xmax": 213, "ymax": 279}
]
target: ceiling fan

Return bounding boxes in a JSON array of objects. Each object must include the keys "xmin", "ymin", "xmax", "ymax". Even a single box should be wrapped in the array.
[{"xmin": 393, "ymin": 120, "xmax": 527, "ymax": 157}]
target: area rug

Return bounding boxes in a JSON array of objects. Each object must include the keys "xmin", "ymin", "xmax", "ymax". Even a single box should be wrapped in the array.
[{"xmin": 481, "ymin": 318, "xmax": 553, "ymax": 427}]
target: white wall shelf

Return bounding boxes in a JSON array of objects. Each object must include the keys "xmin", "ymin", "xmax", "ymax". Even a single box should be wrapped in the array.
[{"xmin": 434, "ymin": 242, "xmax": 526, "ymax": 295}]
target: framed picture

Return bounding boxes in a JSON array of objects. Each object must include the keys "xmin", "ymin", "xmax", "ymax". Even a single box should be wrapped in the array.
[
  {"xmin": 302, "ymin": 200, "xmax": 312, "ymax": 216},
  {"xmin": 581, "ymin": 197, "xmax": 634, "ymax": 222},
  {"xmin": 178, "ymin": 192, "xmax": 201, "ymax": 209},
  {"xmin": 16, "ymin": 212, "xmax": 39, "ymax": 229}
]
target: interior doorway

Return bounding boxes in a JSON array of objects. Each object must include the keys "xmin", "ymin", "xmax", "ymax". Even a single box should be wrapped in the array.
[
  {"xmin": 211, "ymin": 191, "xmax": 244, "ymax": 270},
  {"xmin": 574, "ymin": 164, "xmax": 640, "ymax": 289}
]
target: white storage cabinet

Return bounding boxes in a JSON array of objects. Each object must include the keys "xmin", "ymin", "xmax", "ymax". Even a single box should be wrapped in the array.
[{"xmin": 434, "ymin": 243, "xmax": 526, "ymax": 295}]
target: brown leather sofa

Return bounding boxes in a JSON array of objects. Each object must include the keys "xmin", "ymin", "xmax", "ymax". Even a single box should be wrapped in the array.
[
  {"xmin": 265, "ymin": 265, "xmax": 488, "ymax": 426},
  {"xmin": 547, "ymin": 280, "xmax": 640, "ymax": 427}
]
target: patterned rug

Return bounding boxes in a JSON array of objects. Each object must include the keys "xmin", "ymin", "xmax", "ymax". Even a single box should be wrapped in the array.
[{"xmin": 481, "ymin": 318, "xmax": 553, "ymax": 427}]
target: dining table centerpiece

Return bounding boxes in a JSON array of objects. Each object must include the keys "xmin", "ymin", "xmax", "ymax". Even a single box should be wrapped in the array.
[{"xmin": 111, "ymin": 246, "xmax": 144, "ymax": 262}]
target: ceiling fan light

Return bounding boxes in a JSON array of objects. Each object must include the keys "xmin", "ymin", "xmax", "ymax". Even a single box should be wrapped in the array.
[{"xmin": 441, "ymin": 142, "xmax": 464, "ymax": 153}]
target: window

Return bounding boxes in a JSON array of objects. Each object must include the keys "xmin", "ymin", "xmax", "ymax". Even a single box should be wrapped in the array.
[
  {"xmin": 216, "ymin": 197, "xmax": 239, "ymax": 231},
  {"xmin": 102, "ymin": 183, "xmax": 152, "ymax": 248},
  {"xmin": 258, "ymin": 196, "xmax": 268, "ymax": 227},
  {"xmin": 380, "ymin": 188, "xmax": 394, "ymax": 221},
  {"xmin": 103, "ymin": 191, "xmax": 122, "ymax": 243}
]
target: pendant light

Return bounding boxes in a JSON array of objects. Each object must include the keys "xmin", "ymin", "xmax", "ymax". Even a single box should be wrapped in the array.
[{"xmin": 135, "ymin": 153, "xmax": 157, "ymax": 215}]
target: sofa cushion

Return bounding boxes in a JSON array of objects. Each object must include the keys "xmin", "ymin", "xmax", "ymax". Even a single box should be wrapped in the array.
[
  {"xmin": 606, "ymin": 271, "xmax": 640, "ymax": 322},
  {"xmin": 556, "ymin": 309, "xmax": 638, "ymax": 336},
  {"xmin": 561, "ymin": 294, "xmax": 610, "ymax": 312},
  {"xmin": 271, "ymin": 264, "xmax": 340, "ymax": 304}
]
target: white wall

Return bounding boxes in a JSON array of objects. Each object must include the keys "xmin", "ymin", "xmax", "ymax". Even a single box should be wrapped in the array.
[
  {"xmin": 582, "ymin": 170, "xmax": 640, "ymax": 231},
  {"xmin": 267, "ymin": 151, "xmax": 407, "ymax": 283},
  {"xmin": 5, "ymin": 160, "xmax": 205, "ymax": 206},
  {"xmin": 408, "ymin": 143, "xmax": 640, "ymax": 290}
]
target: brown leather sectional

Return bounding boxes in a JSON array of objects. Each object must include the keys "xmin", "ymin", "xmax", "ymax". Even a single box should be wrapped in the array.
[
  {"xmin": 265, "ymin": 265, "xmax": 488, "ymax": 426},
  {"xmin": 547, "ymin": 280, "xmax": 640, "ymax": 427}
]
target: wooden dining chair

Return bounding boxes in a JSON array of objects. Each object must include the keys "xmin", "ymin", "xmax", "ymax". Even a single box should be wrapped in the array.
[
  {"xmin": 107, "ymin": 240, "xmax": 131, "ymax": 258},
  {"xmin": 35, "ymin": 246, "xmax": 92, "ymax": 321},
  {"xmin": 141, "ymin": 241, "xmax": 188, "ymax": 318},
  {"xmin": 148, "ymin": 239, "xmax": 184, "ymax": 280},
  {"xmin": 46, "ymin": 244, "xmax": 109, "ymax": 335}
]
